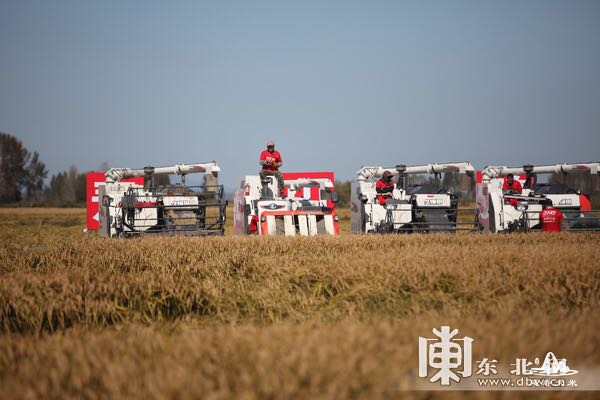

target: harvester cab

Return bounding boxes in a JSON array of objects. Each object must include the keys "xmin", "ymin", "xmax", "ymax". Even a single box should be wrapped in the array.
[
  {"xmin": 96, "ymin": 162, "xmax": 226, "ymax": 237},
  {"xmin": 234, "ymin": 172, "xmax": 339, "ymax": 236},
  {"xmin": 351, "ymin": 162, "xmax": 475, "ymax": 233},
  {"xmin": 479, "ymin": 162, "xmax": 600, "ymax": 232}
]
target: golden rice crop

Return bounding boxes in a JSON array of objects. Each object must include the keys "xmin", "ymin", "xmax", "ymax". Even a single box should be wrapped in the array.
[
  {"xmin": 2, "ymin": 232, "xmax": 599, "ymax": 333},
  {"xmin": 1, "ymin": 314, "xmax": 598, "ymax": 400}
]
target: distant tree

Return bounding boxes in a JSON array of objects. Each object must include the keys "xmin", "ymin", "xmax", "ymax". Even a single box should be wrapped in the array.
[
  {"xmin": 45, "ymin": 172, "xmax": 64, "ymax": 204},
  {"xmin": 154, "ymin": 174, "xmax": 171, "ymax": 186},
  {"xmin": 0, "ymin": 133, "xmax": 47, "ymax": 203},
  {"xmin": 334, "ymin": 180, "xmax": 351, "ymax": 208},
  {"xmin": 75, "ymin": 172, "xmax": 87, "ymax": 203},
  {"xmin": 549, "ymin": 173, "xmax": 600, "ymax": 195},
  {"xmin": 0, "ymin": 133, "xmax": 26, "ymax": 202},
  {"xmin": 24, "ymin": 151, "xmax": 47, "ymax": 201},
  {"xmin": 44, "ymin": 166, "xmax": 87, "ymax": 205}
]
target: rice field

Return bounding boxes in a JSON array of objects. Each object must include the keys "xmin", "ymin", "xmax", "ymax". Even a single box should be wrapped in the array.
[{"xmin": 0, "ymin": 207, "xmax": 599, "ymax": 399}]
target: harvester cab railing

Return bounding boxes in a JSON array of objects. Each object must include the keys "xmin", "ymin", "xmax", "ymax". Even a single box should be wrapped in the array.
[
  {"xmin": 479, "ymin": 162, "xmax": 600, "ymax": 232},
  {"xmin": 353, "ymin": 162, "xmax": 476, "ymax": 233},
  {"xmin": 284, "ymin": 178, "xmax": 337, "ymax": 205},
  {"xmin": 258, "ymin": 176, "xmax": 335, "ymax": 201},
  {"xmin": 99, "ymin": 162, "xmax": 226, "ymax": 237}
]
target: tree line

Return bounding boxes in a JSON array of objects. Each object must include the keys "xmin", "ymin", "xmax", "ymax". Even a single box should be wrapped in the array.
[
  {"xmin": 0, "ymin": 133, "xmax": 100, "ymax": 206},
  {"xmin": 1, "ymin": 132, "xmax": 599, "ymax": 207}
]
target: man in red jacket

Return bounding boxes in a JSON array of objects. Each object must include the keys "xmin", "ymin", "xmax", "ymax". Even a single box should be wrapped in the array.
[
  {"xmin": 259, "ymin": 140, "xmax": 284, "ymax": 196},
  {"xmin": 503, "ymin": 174, "xmax": 522, "ymax": 207},
  {"xmin": 375, "ymin": 171, "xmax": 395, "ymax": 206},
  {"xmin": 539, "ymin": 199, "xmax": 565, "ymax": 233}
]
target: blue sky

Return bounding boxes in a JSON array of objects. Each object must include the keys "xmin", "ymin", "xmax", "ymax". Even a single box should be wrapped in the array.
[{"xmin": 1, "ymin": 0, "xmax": 599, "ymax": 188}]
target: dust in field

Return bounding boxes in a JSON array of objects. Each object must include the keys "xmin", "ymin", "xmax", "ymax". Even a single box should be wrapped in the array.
[{"xmin": 0, "ymin": 209, "xmax": 599, "ymax": 399}]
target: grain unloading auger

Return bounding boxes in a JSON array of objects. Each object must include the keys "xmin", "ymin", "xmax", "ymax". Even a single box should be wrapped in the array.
[
  {"xmin": 351, "ymin": 162, "xmax": 476, "ymax": 233},
  {"xmin": 234, "ymin": 172, "xmax": 339, "ymax": 236},
  {"xmin": 477, "ymin": 162, "xmax": 600, "ymax": 232},
  {"xmin": 97, "ymin": 162, "xmax": 226, "ymax": 237}
]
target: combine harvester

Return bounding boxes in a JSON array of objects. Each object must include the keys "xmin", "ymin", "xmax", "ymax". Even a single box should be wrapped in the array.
[
  {"xmin": 351, "ymin": 162, "xmax": 476, "ymax": 233},
  {"xmin": 477, "ymin": 162, "xmax": 600, "ymax": 232},
  {"xmin": 234, "ymin": 172, "xmax": 339, "ymax": 236},
  {"xmin": 87, "ymin": 162, "xmax": 226, "ymax": 237}
]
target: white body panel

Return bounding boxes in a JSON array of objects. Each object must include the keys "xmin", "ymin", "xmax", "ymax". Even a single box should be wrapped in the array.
[
  {"xmin": 486, "ymin": 183, "xmax": 543, "ymax": 232},
  {"xmin": 361, "ymin": 202, "xmax": 413, "ymax": 233},
  {"xmin": 99, "ymin": 182, "xmax": 149, "ymax": 237}
]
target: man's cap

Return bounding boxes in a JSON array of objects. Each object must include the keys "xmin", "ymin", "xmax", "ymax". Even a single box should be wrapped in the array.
[{"xmin": 266, "ymin": 140, "xmax": 275, "ymax": 147}]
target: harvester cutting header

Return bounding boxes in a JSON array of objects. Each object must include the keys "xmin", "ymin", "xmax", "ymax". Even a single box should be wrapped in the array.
[
  {"xmin": 352, "ymin": 162, "xmax": 475, "ymax": 233},
  {"xmin": 90, "ymin": 162, "xmax": 226, "ymax": 237},
  {"xmin": 234, "ymin": 172, "xmax": 339, "ymax": 236}
]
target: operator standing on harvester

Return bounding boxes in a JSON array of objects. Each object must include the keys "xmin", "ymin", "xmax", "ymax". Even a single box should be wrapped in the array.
[{"xmin": 259, "ymin": 140, "xmax": 284, "ymax": 196}]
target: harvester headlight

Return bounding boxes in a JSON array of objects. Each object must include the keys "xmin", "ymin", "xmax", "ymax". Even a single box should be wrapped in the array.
[
  {"xmin": 359, "ymin": 194, "xmax": 368, "ymax": 204},
  {"xmin": 260, "ymin": 215, "xmax": 266, "ymax": 222},
  {"xmin": 334, "ymin": 215, "xmax": 339, "ymax": 222},
  {"xmin": 515, "ymin": 204, "xmax": 528, "ymax": 212}
]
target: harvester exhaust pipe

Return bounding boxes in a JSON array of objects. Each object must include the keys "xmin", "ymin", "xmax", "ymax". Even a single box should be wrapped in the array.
[
  {"xmin": 523, "ymin": 164, "xmax": 535, "ymax": 189},
  {"xmin": 395, "ymin": 164, "xmax": 407, "ymax": 189},
  {"xmin": 143, "ymin": 166, "xmax": 155, "ymax": 189}
]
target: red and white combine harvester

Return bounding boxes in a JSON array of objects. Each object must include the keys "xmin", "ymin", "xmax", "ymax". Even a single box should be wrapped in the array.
[
  {"xmin": 87, "ymin": 162, "xmax": 226, "ymax": 237},
  {"xmin": 234, "ymin": 172, "xmax": 339, "ymax": 236},
  {"xmin": 351, "ymin": 162, "xmax": 476, "ymax": 233},
  {"xmin": 477, "ymin": 162, "xmax": 600, "ymax": 232}
]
